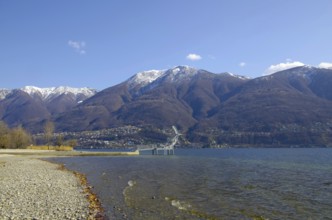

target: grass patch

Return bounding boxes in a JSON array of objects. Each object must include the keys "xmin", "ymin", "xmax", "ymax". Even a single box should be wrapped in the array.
[{"xmin": 27, "ymin": 145, "xmax": 73, "ymax": 151}]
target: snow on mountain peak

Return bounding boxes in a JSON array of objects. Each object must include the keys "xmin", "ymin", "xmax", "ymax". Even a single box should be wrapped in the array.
[
  {"xmin": 0, "ymin": 88, "xmax": 11, "ymax": 100},
  {"xmin": 170, "ymin": 65, "xmax": 192, "ymax": 74},
  {"xmin": 260, "ymin": 65, "xmax": 319, "ymax": 82},
  {"xmin": 318, "ymin": 62, "xmax": 332, "ymax": 69},
  {"xmin": 169, "ymin": 65, "xmax": 196, "ymax": 74},
  {"xmin": 128, "ymin": 66, "xmax": 201, "ymax": 89},
  {"xmin": 225, "ymin": 72, "xmax": 250, "ymax": 80},
  {"xmin": 127, "ymin": 66, "xmax": 251, "ymax": 93},
  {"xmin": 128, "ymin": 69, "xmax": 165, "ymax": 88},
  {"xmin": 162, "ymin": 66, "xmax": 201, "ymax": 82},
  {"xmin": 20, "ymin": 86, "xmax": 97, "ymax": 101},
  {"xmin": 51, "ymin": 86, "xmax": 97, "ymax": 96}
]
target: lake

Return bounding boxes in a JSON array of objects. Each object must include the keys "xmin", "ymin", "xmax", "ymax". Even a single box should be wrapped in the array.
[{"xmin": 50, "ymin": 148, "xmax": 332, "ymax": 220}]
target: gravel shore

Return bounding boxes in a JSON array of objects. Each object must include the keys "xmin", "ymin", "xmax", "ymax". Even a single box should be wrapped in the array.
[{"xmin": 0, "ymin": 156, "xmax": 90, "ymax": 219}]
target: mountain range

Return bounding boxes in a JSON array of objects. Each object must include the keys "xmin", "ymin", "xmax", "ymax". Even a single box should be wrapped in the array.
[
  {"xmin": 0, "ymin": 86, "xmax": 97, "ymax": 129},
  {"xmin": 1, "ymin": 66, "xmax": 332, "ymax": 147}
]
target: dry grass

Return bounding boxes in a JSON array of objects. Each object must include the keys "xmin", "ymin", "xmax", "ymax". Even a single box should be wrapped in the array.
[
  {"xmin": 0, "ymin": 161, "xmax": 6, "ymax": 167},
  {"xmin": 27, "ymin": 145, "xmax": 73, "ymax": 151}
]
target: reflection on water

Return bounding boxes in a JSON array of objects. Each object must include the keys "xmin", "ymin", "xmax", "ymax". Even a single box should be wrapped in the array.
[{"xmin": 51, "ymin": 148, "xmax": 332, "ymax": 219}]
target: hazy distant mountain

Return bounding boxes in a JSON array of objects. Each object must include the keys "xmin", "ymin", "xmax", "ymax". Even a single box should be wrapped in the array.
[{"xmin": 0, "ymin": 86, "xmax": 97, "ymax": 129}]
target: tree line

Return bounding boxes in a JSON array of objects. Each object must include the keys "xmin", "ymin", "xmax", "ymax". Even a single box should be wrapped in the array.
[
  {"xmin": 0, "ymin": 121, "xmax": 77, "ymax": 149},
  {"xmin": 0, "ymin": 121, "xmax": 32, "ymax": 149}
]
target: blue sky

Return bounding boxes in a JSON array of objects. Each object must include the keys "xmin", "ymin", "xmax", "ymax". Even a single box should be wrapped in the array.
[{"xmin": 1, "ymin": 0, "xmax": 332, "ymax": 90}]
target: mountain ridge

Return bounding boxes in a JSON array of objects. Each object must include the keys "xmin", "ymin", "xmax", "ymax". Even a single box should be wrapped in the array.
[
  {"xmin": 0, "ymin": 86, "xmax": 97, "ymax": 102},
  {"xmin": 0, "ymin": 86, "xmax": 97, "ymax": 129},
  {"xmin": 1, "ymin": 65, "xmax": 332, "ymax": 147}
]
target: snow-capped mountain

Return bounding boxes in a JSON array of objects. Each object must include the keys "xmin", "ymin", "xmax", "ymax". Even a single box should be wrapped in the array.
[
  {"xmin": 0, "ymin": 86, "xmax": 97, "ymax": 130},
  {"xmin": 127, "ymin": 66, "xmax": 247, "ymax": 92},
  {"xmin": 128, "ymin": 69, "xmax": 165, "ymax": 89},
  {"xmin": 128, "ymin": 66, "xmax": 204, "ymax": 88},
  {"xmin": 0, "ymin": 89, "xmax": 11, "ymax": 100},
  {"xmin": 52, "ymin": 65, "xmax": 332, "ymax": 147},
  {"xmin": 226, "ymin": 72, "xmax": 251, "ymax": 80},
  {"xmin": 158, "ymin": 66, "xmax": 205, "ymax": 84},
  {"xmin": 20, "ymin": 86, "xmax": 97, "ymax": 102},
  {"xmin": 127, "ymin": 66, "xmax": 204, "ymax": 95},
  {"xmin": 2, "ymin": 65, "xmax": 332, "ymax": 147},
  {"xmin": 128, "ymin": 65, "xmax": 327, "ymax": 90},
  {"xmin": 0, "ymin": 86, "xmax": 97, "ymax": 102},
  {"xmin": 55, "ymin": 65, "xmax": 250, "ymax": 132}
]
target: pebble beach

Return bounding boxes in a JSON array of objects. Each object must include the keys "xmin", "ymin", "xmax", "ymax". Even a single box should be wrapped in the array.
[{"xmin": 0, "ymin": 153, "xmax": 97, "ymax": 220}]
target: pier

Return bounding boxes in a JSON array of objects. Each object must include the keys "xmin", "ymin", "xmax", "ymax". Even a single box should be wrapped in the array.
[{"xmin": 138, "ymin": 126, "xmax": 180, "ymax": 155}]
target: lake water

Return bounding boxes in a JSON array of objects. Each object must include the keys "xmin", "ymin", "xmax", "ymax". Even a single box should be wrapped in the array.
[{"xmin": 50, "ymin": 148, "xmax": 332, "ymax": 220}]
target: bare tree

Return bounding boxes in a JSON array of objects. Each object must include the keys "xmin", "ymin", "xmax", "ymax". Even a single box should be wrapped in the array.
[
  {"xmin": 44, "ymin": 121, "xmax": 55, "ymax": 147},
  {"xmin": 0, "ymin": 121, "xmax": 10, "ymax": 149},
  {"xmin": 10, "ymin": 125, "xmax": 32, "ymax": 149},
  {"xmin": 66, "ymin": 139, "xmax": 78, "ymax": 148},
  {"xmin": 55, "ymin": 134, "xmax": 64, "ymax": 147}
]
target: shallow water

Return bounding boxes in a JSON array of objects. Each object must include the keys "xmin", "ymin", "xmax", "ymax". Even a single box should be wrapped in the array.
[{"xmin": 51, "ymin": 148, "xmax": 332, "ymax": 219}]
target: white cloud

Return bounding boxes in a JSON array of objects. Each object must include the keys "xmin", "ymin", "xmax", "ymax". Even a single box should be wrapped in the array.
[
  {"xmin": 186, "ymin": 53, "xmax": 202, "ymax": 61},
  {"xmin": 264, "ymin": 61, "xmax": 305, "ymax": 75},
  {"xmin": 318, "ymin": 62, "xmax": 332, "ymax": 69},
  {"xmin": 68, "ymin": 40, "xmax": 86, "ymax": 54},
  {"xmin": 239, "ymin": 62, "xmax": 246, "ymax": 67}
]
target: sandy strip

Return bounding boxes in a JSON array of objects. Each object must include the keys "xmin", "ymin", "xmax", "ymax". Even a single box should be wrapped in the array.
[
  {"xmin": 0, "ymin": 156, "xmax": 100, "ymax": 219},
  {"xmin": 0, "ymin": 149, "xmax": 55, "ymax": 153},
  {"xmin": 0, "ymin": 154, "xmax": 14, "ymax": 157},
  {"xmin": 0, "ymin": 149, "xmax": 139, "ymax": 157}
]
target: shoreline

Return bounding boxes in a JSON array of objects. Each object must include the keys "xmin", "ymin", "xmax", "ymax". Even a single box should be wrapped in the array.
[
  {"xmin": 53, "ymin": 161, "xmax": 106, "ymax": 220},
  {"xmin": 0, "ymin": 152, "xmax": 107, "ymax": 220},
  {"xmin": 0, "ymin": 149, "xmax": 139, "ymax": 157}
]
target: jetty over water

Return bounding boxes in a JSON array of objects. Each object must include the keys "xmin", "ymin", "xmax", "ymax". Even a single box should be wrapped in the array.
[{"xmin": 138, "ymin": 126, "xmax": 181, "ymax": 155}]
